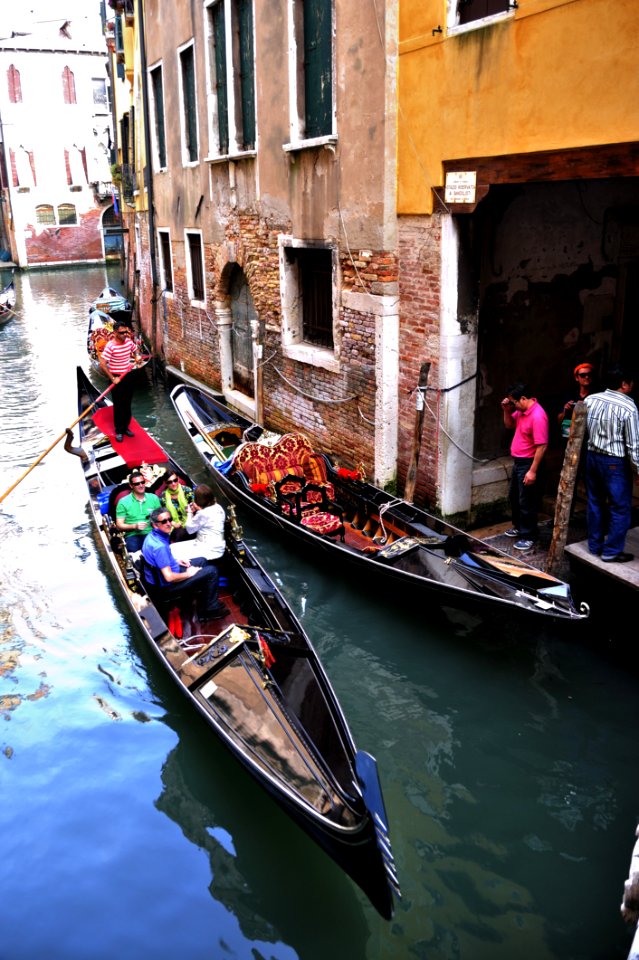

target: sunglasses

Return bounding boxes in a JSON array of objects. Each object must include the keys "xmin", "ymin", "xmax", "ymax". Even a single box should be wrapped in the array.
[
  {"xmin": 157, "ymin": 517, "xmax": 172, "ymax": 524},
  {"xmin": 131, "ymin": 480, "xmax": 146, "ymax": 486},
  {"xmin": 167, "ymin": 478, "xmax": 179, "ymax": 484},
  {"xmin": 577, "ymin": 372, "xmax": 592, "ymax": 378}
]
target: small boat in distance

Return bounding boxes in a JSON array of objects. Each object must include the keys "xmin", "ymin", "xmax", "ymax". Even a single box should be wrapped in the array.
[
  {"xmin": 68, "ymin": 366, "xmax": 401, "ymax": 920},
  {"xmin": 170, "ymin": 383, "xmax": 590, "ymax": 626},
  {"xmin": 90, "ymin": 285, "xmax": 132, "ymax": 325},
  {"xmin": 0, "ymin": 277, "xmax": 16, "ymax": 327}
]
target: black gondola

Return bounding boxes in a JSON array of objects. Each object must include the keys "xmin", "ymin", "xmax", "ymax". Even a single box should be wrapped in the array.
[
  {"xmin": 0, "ymin": 277, "xmax": 16, "ymax": 327},
  {"xmin": 69, "ymin": 366, "xmax": 400, "ymax": 920},
  {"xmin": 170, "ymin": 382, "xmax": 590, "ymax": 626}
]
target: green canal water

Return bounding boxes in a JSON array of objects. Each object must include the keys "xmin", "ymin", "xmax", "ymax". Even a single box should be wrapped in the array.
[{"xmin": 0, "ymin": 266, "xmax": 637, "ymax": 960}]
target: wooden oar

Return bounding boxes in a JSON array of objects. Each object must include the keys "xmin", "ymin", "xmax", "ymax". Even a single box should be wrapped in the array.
[{"xmin": 0, "ymin": 379, "xmax": 117, "ymax": 505}]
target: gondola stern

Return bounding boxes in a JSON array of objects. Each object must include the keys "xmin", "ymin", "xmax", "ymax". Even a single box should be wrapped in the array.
[{"xmin": 354, "ymin": 750, "xmax": 401, "ymax": 918}]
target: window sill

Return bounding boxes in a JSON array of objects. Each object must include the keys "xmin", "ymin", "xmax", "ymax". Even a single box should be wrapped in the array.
[
  {"xmin": 448, "ymin": 10, "xmax": 514, "ymax": 36},
  {"xmin": 283, "ymin": 135, "xmax": 337, "ymax": 154},
  {"xmin": 189, "ymin": 298, "xmax": 206, "ymax": 309},
  {"xmin": 207, "ymin": 150, "xmax": 256, "ymax": 165},
  {"xmin": 283, "ymin": 341, "xmax": 339, "ymax": 373}
]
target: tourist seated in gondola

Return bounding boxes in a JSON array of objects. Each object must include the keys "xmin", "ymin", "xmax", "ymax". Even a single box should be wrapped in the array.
[
  {"xmin": 115, "ymin": 470, "xmax": 162, "ymax": 552},
  {"xmin": 159, "ymin": 471, "xmax": 194, "ymax": 542},
  {"xmin": 141, "ymin": 508, "xmax": 228, "ymax": 619},
  {"xmin": 170, "ymin": 484, "xmax": 226, "ymax": 565}
]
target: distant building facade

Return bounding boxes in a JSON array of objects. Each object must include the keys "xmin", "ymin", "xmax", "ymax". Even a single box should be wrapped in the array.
[{"xmin": 0, "ymin": 13, "xmax": 115, "ymax": 268}]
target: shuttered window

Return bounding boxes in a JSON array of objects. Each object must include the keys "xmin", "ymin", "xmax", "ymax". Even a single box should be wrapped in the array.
[
  {"xmin": 180, "ymin": 45, "xmax": 198, "ymax": 162},
  {"xmin": 211, "ymin": 2, "xmax": 229, "ymax": 154},
  {"xmin": 285, "ymin": 246, "xmax": 333, "ymax": 347},
  {"xmin": 158, "ymin": 230, "xmax": 173, "ymax": 293},
  {"xmin": 186, "ymin": 232, "xmax": 205, "ymax": 302},
  {"xmin": 207, "ymin": 0, "xmax": 255, "ymax": 155},
  {"xmin": 303, "ymin": 0, "xmax": 332, "ymax": 138},
  {"xmin": 150, "ymin": 65, "xmax": 167, "ymax": 168},
  {"xmin": 7, "ymin": 65, "xmax": 22, "ymax": 103},
  {"xmin": 458, "ymin": 0, "xmax": 510, "ymax": 25},
  {"xmin": 62, "ymin": 66, "xmax": 76, "ymax": 104},
  {"xmin": 237, "ymin": 0, "xmax": 255, "ymax": 149}
]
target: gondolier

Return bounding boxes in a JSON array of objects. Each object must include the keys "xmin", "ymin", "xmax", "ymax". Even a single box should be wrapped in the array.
[{"xmin": 99, "ymin": 319, "xmax": 140, "ymax": 442}]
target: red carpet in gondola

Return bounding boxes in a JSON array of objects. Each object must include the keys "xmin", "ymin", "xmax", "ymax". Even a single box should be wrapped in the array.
[{"xmin": 92, "ymin": 407, "xmax": 166, "ymax": 467}]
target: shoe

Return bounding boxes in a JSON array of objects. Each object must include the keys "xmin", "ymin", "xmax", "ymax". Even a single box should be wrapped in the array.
[
  {"xmin": 504, "ymin": 528, "xmax": 520, "ymax": 538},
  {"xmin": 513, "ymin": 539, "xmax": 535, "ymax": 552},
  {"xmin": 124, "ymin": 428, "xmax": 135, "ymax": 438},
  {"xmin": 115, "ymin": 433, "xmax": 123, "ymax": 443},
  {"xmin": 601, "ymin": 552, "xmax": 634, "ymax": 563},
  {"xmin": 203, "ymin": 604, "xmax": 230, "ymax": 619},
  {"xmin": 588, "ymin": 548, "xmax": 602, "ymax": 557}
]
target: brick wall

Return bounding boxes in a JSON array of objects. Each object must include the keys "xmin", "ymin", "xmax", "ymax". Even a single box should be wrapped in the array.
[
  {"xmin": 25, "ymin": 207, "xmax": 104, "ymax": 265},
  {"xmin": 397, "ymin": 213, "xmax": 443, "ymax": 507},
  {"xmin": 140, "ymin": 212, "xmax": 396, "ymax": 474}
]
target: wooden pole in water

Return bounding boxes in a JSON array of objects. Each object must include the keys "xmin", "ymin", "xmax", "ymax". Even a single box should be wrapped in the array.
[
  {"xmin": 404, "ymin": 362, "xmax": 430, "ymax": 504},
  {"xmin": 545, "ymin": 401, "xmax": 587, "ymax": 575}
]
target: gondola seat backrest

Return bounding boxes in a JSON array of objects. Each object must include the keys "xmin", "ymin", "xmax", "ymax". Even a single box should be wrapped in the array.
[
  {"xmin": 109, "ymin": 483, "xmax": 133, "ymax": 518},
  {"xmin": 232, "ymin": 433, "xmax": 335, "ymax": 501}
]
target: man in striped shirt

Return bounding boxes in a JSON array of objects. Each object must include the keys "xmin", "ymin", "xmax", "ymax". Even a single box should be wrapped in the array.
[
  {"xmin": 100, "ymin": 320, "xmax": 140, "ymax": 443},
  {"xmin": 584, "ymin": 365, "xmax": 639, "ymax": 562}
]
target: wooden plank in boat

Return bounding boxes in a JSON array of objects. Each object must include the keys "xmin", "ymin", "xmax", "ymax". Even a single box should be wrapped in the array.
[{"xmin": 471, "ymin": 553, "xmax": 558, "ymax": 582}]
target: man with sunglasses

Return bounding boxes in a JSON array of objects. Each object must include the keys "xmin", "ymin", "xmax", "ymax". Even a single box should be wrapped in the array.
[
  {"xmin": 557, "ymin": 362, "xmax": 598, "ymax": 437},
  {"xmin": 141, "ymin": 508, "xmax": 228, "ymax": 619},
  {"xmin": 115, "ymin": 472, "xmax": 162, "ymax": 552},
  {"xmin": 100, "ymin": 319, "xmax": 140, "ymax": 443}
]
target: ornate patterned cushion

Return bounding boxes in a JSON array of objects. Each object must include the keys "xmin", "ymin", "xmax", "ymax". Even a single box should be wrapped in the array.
[{"xmin": 300, "ymin": 512, "xmax": 343, "ymax": 536}]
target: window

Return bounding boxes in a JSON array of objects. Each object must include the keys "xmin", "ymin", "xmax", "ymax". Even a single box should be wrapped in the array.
[
  {"xmin": 65, "ymin": 147, "xmax": 87, "ymax": 186},
  {"xmin": 36, "ymin": 204, "xmax": 55, "ymax": 225},
  {"xmin": 158, "ymin": 229, "xmax": 173, "ymax": 293},
  {"xmin": 149, "ymin": 64, "xmax": 167, "ymax": 169},
  {"xmin": 7, "ymin": 65, "xmax": 22, "ymax": 103},
  {"xmin": 62, "ymin": 66, "xmax": 77, "ymax": 104},
  {"xmin": 287, "ymin": 0, "xmax": 334, "ymax": 145},
  {"xmin": 448, "ymin": 0, "xmax": 511, "ymax": 30},
  {"xmin": 179, "ymin": 43, "xmax": 198, "ymax": 163},
  {"xmin": 58, "ymin": 204, "xmax": 77, "ymax": 225},
  {"xmin": 92, "ymin": 77, "xmax": 108, "ymax": 107},
  {"xmin": 206, "ymin": 0, "xmax": 256, "ymax": 157},
  {"xmin": 280, "ymin": 240, "xmax": 336, "ymax": 351},
  {"xmin": 186, "ymin": 231, "xmax": 205, "ymax": 302},
  {"xmin": 11, "ymin": 147, "xmax": 35, "ymax": 189}
]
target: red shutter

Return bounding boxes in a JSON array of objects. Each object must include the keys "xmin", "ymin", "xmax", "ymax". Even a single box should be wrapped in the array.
[
  {"xmin": 64, "ymin": 149, "xmax": 72, "ymax": 184},
  {"xmin": 8, "ymin": 65, "xmax": 22, "ymax": 103},
  {"xmin": 9, "ymin": 149, "xmax": 18, "ymax": 187},
  {"xmin": 29, "ymin": 151, "xmax": 36, "ymax": 186},
  {"xmin": 62, "ymin": 66, "xmax": 76, "ymax": 104}
]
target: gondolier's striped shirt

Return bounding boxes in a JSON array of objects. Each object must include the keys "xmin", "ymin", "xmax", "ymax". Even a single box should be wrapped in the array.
[
  {"xmin": 584, "ymin": 389, "xmax": 639, "ymax": 469},
  {"xmin": 101, "ymin": 338, "xmax": 136, "ymax": 376}
]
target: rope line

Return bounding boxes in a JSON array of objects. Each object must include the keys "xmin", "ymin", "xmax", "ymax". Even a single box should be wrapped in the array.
[{"xmin": 272, "ymin": 365, "xmax": 358, "ymax": 404}]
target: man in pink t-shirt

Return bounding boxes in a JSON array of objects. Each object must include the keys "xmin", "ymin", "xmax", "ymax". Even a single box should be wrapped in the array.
[{"xmin": 501, "ymin": 383, "xmax": 549, "ymax": 552}]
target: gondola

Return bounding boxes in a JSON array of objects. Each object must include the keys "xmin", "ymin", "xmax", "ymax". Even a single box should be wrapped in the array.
[
  {"xmin": 170, "ymin": 383, "xmax": 590, "ymax": 626},
  {"xmin": 0, "ymin": 277, "xmax": 16, "ymax": 327},
  {"xmin": 86, "ymin": 300, "xmax": 148, "ymax": 378},
  {"xmin": 68, "ymin": 365, "xmax": 400, "ymax": 920},
  {"xmin": 90, "ymin": 285, "xmax": 132, "ymax": 325}
]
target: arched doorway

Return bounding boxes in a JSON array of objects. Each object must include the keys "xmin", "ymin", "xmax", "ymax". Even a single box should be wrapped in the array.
[
  {"xmin": 229, "ymin": 264, "xmax": 255, "ymax": 397},
  {"xmin": 101, "ymin": 204, "xmax": 123, "ymax": 258}
]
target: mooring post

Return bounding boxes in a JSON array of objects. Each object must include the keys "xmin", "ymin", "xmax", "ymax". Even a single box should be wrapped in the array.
[{"xmin": 545, "ymin": 401, "xmax": 586, "ymax": 575}]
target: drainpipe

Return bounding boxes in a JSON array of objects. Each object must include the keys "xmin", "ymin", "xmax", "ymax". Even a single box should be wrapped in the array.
[{"xmin": 137, "ymin": 0, "xmax": 160, "ymax": 380}]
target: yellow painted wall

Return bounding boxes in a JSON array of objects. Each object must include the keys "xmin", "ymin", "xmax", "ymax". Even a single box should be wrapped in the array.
[{"xmin": 398, "ymin": 0, "xmax": 639, "ymax": 213}]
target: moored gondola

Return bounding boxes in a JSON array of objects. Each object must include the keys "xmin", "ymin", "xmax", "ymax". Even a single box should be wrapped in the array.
[
  {"xmin": 0, "ymin": 277, "xmax": 17, "ymax": 327},
  {"xmin": 170, "ymin": 382, "xmax": 590, "ymax": 626},
  {"xmin": 68, "ymin": 365, "xmax": 400, "ymax": 920}
]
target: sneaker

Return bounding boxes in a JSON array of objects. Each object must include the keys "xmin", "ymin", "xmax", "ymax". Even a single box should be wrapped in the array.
[
  {"xmin": 601, "ymin": 552, "xmax": 634, "ymax": 563},
  {"xmin": 115, "ymin": 433, "xmax": 123, "ymax": 443},
  {"xmin": 124, "ymin": 428, "xmax": 135, "ymax": 438},
  {"xmin": 203, "ymin": 604, "xmax": 230, "ymax": 619},
  {"xmin": 513, "ymin": 539, "xmax": 535, "ymax": 552},
  {"xmin": 504, "ymin": 528, "xmax": 520, "ymax": 538}
]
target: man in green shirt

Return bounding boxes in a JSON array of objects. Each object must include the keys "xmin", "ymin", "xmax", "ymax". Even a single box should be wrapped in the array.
[{"xmin": 115, "ymin": 471, "xmax": 161, "ymax": 551}]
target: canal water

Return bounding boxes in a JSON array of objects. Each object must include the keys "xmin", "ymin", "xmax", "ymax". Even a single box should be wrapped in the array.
[{"xmin": 1, "ymin": 266, "xmax": 637, "ymax": 960}]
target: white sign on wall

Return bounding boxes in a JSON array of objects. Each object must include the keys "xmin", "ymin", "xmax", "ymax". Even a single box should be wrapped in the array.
[{"xmin": 444, "ymin": 171, "xmax": 477, "ymax": 204}]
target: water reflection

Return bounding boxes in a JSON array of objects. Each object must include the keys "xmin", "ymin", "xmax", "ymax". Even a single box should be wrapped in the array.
[{"xmin": 1, "ymin": 267, "xmax": 637, "ymax": 959}]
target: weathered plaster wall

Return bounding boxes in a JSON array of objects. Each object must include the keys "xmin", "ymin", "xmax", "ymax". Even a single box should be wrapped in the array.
[{"xmin": 398, "ymin": 0, "xmax": 639, "ymax": 213}]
